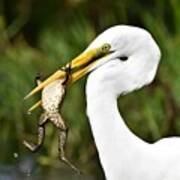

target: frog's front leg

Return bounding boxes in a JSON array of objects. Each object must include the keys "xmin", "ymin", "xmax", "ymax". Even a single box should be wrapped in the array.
[
  {"xmin": 35, "ymin": 73, "xmax": 42, "ymax": 86},
  {"xmin": 50, "ymin": 113, "xmax": 80, "ymax": 174},
  {"xmin": 61, "ymin": 63, "xmax": 71, "ymax": 85},
  {"xmin": 23, "ymin": 112, "xmax": 48, "ymax": 152}
]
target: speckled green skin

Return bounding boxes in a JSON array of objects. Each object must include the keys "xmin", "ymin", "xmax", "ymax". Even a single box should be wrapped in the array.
[{"xmin": 23, "ymin": 67, "xmax": 80, "ymax": 174}]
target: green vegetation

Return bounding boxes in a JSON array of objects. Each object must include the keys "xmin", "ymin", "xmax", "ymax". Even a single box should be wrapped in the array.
[{"xmin": 0, "ymin": 0, "xmax": 180, "ymax": 178}]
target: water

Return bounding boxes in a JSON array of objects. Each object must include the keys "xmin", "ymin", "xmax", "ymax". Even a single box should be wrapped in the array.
[{"xmin": 0, "ymin": 155, "xmax": 98, "ymax": 180}]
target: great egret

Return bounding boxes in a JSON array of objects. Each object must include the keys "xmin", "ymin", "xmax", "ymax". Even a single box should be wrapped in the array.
[{"xmin": 25, "ymin": 25, "xmax": 180, "ymax": 180}]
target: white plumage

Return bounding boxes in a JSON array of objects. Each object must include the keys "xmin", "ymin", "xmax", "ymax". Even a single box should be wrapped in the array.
[{"xmin": 84, "ymin": 25, "xmax": 180, "ymax": 180}]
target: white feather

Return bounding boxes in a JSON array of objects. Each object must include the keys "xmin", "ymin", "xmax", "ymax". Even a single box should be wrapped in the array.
[{"xmin": 85, "ymin": 25, "xmax": 180, "ymax": 180}]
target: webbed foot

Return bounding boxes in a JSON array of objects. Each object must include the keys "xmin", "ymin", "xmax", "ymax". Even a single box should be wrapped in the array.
[
  {"xmin": 23, "ymin": 126, "xmax": 45, "ymax": 152},
  {"xmin": 23, "ymin": 140, "xmax": 41, "ymax": 152},
  {"xmin": 59, "ymin": 154, "xmax": 81, "ymax": 174},
  {"xmin": 58, "ymin": 130, "xmax": 81, "ymax": 174}
]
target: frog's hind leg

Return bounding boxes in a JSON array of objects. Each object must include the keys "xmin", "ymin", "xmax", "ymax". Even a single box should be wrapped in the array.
[
  {"xmin": 23, "ymin": 112, "xmax": 48, "ymax": 152},
  {"xmin": 50, "ymin": 113, "xmax": 80, "ymax": 174},
  {"xmin": 58, "ymin": 130, "xmax": 80, "ymax": 174}
]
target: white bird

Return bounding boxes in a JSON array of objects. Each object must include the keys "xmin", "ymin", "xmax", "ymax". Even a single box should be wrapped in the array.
[{"xmin": 25, "ymin": 25, "xmax": 180, "ymax": 180}]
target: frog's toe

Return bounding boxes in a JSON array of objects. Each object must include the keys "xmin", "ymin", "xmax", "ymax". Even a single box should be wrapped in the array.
[
  {"xmin": 59, "ymin": 156, "xmax": 81, "ymax": 174},
  {"xmin": 23, "ymin": 140, "xmax": 40, "ymax": 152}
]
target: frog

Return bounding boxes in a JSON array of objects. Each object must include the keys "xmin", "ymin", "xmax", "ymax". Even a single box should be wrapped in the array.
[{"xmin": 23, "ymin": 65, "xmax": 80, "ymax": 174}]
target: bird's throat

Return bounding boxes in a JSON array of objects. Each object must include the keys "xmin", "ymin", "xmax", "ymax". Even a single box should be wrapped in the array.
[{"xmin": 86, "ymin": 75, "xmax": 146, "ymax": 179}]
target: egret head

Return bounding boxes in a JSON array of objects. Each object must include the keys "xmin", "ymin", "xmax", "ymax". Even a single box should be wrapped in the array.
[
  {"xmin": 86, "ymin": 25, "xmax": 161, "ymax": 96},
  {"xmin": 25, "ymin": 25, "xmax": 161, "ymax": 99}
]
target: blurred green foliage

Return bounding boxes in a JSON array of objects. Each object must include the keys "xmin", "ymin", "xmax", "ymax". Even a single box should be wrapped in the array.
[{"xmin": 0, "ymin": 0, "xmax": 180, "ymax": 178}]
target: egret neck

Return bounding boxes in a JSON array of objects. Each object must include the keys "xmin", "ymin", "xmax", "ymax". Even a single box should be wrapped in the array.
[{"xmin": 86, "ymin": 72, "xmax": 149, "ymax": 179}]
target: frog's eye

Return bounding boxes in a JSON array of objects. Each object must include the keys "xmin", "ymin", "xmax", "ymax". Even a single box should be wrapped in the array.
[{"xmin": 101, "ymin": 43, "xmax": 111, "ymax": 53}]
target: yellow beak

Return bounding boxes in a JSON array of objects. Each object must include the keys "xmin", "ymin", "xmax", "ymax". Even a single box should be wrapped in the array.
[{"xmin": 25, "ymin": 43, "xmax": 111, "ymax": 112}]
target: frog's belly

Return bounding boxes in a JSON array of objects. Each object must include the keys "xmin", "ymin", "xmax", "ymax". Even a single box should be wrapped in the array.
[{"xmin": 41, "ymin": 80, "xmax": 65, "ymax": 112}]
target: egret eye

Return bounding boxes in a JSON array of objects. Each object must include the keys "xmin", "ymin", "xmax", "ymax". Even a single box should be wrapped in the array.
[
  {"xmin": 119, "ymin": 56, "xmax": 128, "ymax": 61},
  {"xmin": 101, "ymin": 43, "xmax": 111, "ymax": 54}
]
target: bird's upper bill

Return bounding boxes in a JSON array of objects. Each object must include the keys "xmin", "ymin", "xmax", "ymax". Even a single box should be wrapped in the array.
[{"xmin": 24, "ymin": 43, "xmax": 112, "ymax": 100}]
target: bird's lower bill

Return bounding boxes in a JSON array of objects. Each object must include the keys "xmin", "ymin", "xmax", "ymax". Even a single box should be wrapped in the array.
[{"xmin": 24, "ymin": 43, "xmax": 111, "ymax": 100}]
